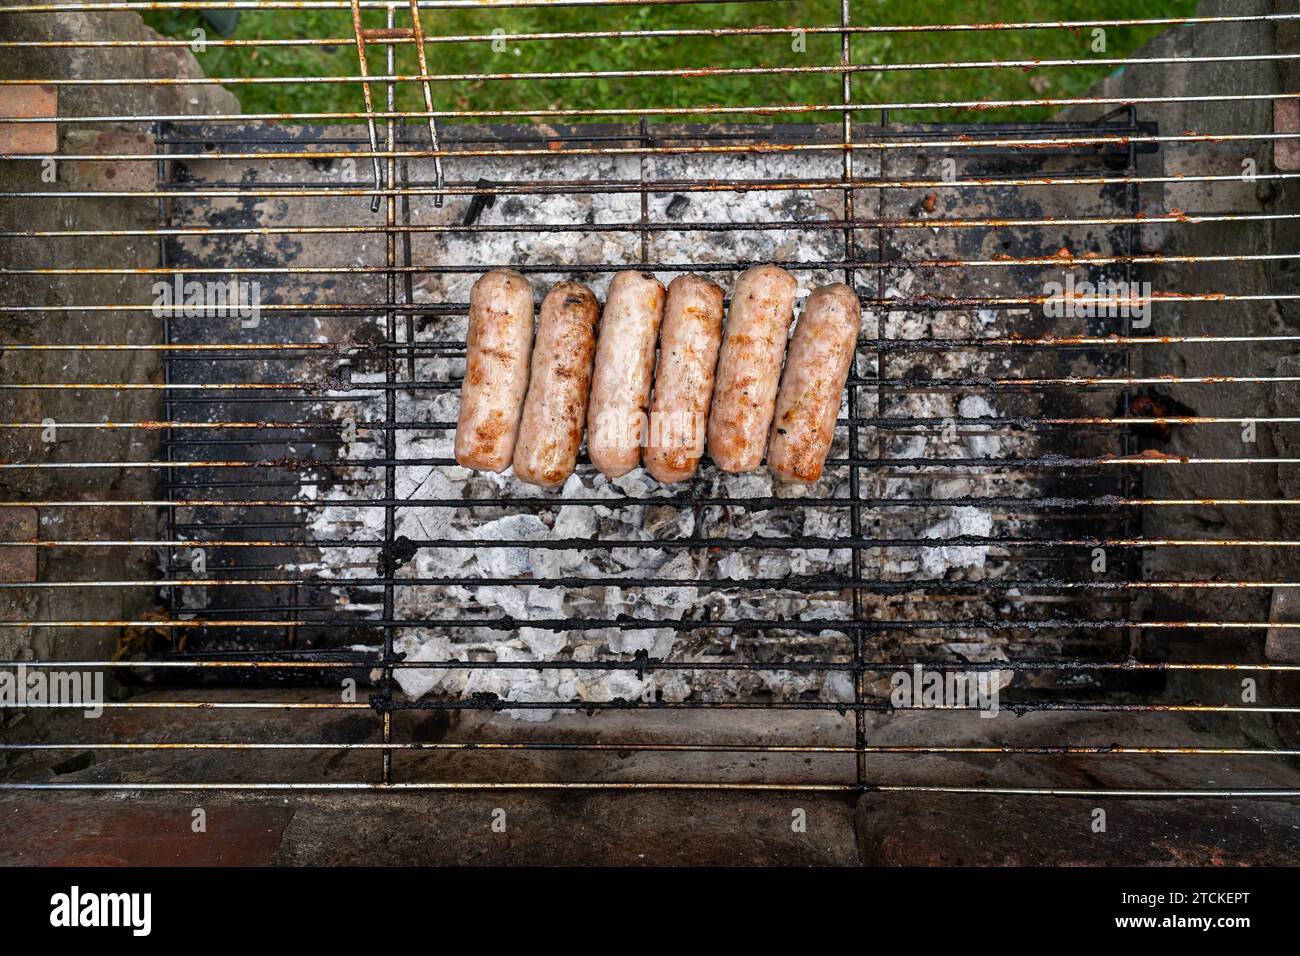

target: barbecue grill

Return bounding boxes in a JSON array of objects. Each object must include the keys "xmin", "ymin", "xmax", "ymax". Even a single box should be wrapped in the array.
[{"xmin": 2, "ymin": 0, "xmax": 1299, "ymax": 865}]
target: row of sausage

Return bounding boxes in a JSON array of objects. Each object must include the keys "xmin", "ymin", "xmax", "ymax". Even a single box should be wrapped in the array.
[{"xmin": 454, "ymin": 264, "xmax": 862, "ymax": 488}]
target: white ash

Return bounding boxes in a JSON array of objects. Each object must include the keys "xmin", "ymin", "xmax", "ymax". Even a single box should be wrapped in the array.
[
  {"xmin": 918, "ymin": 507, "xmax": 994, "ymax": 579},
  {"xmin": 958, "ymin": 395, "xmax": 1003, "ymax": 460},
  {"xmin": 283, "ymin": 142, "xmax": 1039, "ymax": 718}
]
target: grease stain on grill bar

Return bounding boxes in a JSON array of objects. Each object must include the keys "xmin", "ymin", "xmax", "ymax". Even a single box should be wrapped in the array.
[
  {"xmin": 14, "ymin": 536, "xmax": 1300, "ymax": 548},
  {"xmin": 7, "ymin": 657, "xmax": 1300, "ymax": 672},
  {"xmin": 10, "ymin": 618, "xmax": 1300, "ymax": 632},
  {"xmin": 8, "ymin": 578, "xmax": 1300, "ymax": 593}
]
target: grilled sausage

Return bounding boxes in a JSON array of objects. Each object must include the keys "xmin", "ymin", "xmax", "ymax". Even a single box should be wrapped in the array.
[
  {"xmin": 587, "ymin": 270, "xmax": 666, "ymax": 479},
  {"xmin": 643, "ymin": 274, "xmax": 725, "ymax": 484},
  {"xmin": 705, "ymin": 264, "xmax": 798, "ymax": 473},
  {"xmin": 767, "ymin": 283, "xmax": 861, "ymax": 484},
  {"xmin": 454, "ymin": 269, "xmax": 535, "ymax": 473},
  {"xmin": 512, "ymin": 282, "xmax": 600, "ymax": 489}
]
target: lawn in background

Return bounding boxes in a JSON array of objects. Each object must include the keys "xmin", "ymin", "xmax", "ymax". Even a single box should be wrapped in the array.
[{"xmin": 144, "ymin": 0, "xmax": 1201, "ymax": 124}]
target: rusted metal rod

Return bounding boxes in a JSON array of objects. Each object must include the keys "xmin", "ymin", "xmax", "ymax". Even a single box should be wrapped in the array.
[
  {"xmin": 7, "ymin": 51, "xmax": 1300, "ymax": 88},
  {"xmin": 1, "ymin": 741, "xmax": 1296, "ymax": 757},
  {"xmin": 2, "ymin": 10, "xmax": 1297, "ymax": 34},
  {"xmin": 4, "ymin": 293, "xmax": 1299, "ymax": 315},
  {"xmin": 1, "ymin": 89, "xmax": 1294, "ymax": 125},
  {"xmin": 6, "ymin": 658, "xmax": 1300, "ymax": 672},
  {"xmin": 9, "ymin": 170, "xmax": 1299, "ymax": 201},
  {"xmin": 8, "ymin": 535, "xmax": 1300, "ymax": 548},
  {"xmin": 9, "ymin": 130, "xmax": 1299, "ymax": 164},
  {"xmin": 6, "ymin": 210, "xmax": 1300, "ymax": 239}
]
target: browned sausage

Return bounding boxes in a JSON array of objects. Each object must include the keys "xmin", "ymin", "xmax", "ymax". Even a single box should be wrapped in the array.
[
  {"xmin": 705, "ymin": 264, "xmax": 797, "ymax": 473},
  {"xmin": 586, "ymin": 270, "xmax": 666, "ymax": 479},
  {"xmin": 767, "ymin": 283, "xmax": 861, "ymax": 483},
  {"xmin": 642, "ymin": 274, "xmax": 725, "ymax": 484},
  {"xmin": 512, "ymin": 282, "xmax": 600, "ymax": 489},
  {"xmin": 454, "ymin": 269, "xmax": 535, "ymax": 472}
]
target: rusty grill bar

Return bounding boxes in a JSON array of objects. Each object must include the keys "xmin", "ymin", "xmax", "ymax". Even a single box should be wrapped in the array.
[{"xmin": 1, "ymin": 0, "xmax": 1298, "ymax": 800}]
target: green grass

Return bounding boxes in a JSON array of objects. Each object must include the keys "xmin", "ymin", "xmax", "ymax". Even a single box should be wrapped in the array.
[{"xmin": 144, "ymin": 1, "xmax": 1200, "ymax": 124}]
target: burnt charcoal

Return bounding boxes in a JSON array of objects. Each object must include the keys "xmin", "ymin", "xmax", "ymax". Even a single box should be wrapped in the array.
[{"xmin": 1124, "ymin": 389, "xmax": 1197, "ymax": 441}]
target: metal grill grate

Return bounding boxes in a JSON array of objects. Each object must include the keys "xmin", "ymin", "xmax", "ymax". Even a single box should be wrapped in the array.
[{"xmin": 2, "ymin": 0, "xmax": 1299, "ymax": 801}]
